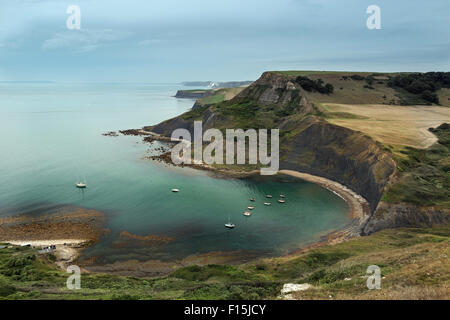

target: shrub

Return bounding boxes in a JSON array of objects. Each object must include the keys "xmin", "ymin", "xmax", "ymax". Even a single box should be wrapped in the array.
[
  {"xmin": 387, "ymin": 72, "xmax": 450, "ymax": 104},
  {"xmin": 421, "ymin": 90, "xmax": 439, "ymax": 104},
  {"xmin": 295, "ymin": 76, "xmax": 333, "ymax": 94},
  {"xmin": 350, "ymin": 75, "xmax": 365, "ymax": 81}
]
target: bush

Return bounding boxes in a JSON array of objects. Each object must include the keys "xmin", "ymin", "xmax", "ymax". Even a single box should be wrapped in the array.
[
  {"xmin": 295, "ymin": 76, "xmax": 333, "ymax": 94},
  {"xmin": 0, "ymin": 284, "xmax": 17, "ymax": 297},
  {"xmin": 421, "ymin": 90, "xmax": 439, "ymax": 104},
  {"xmin": 387, "ymin": 72, "xmax": 450, "ymax": 104},
  {"xmin": 350, "ymin": 75, "xmax": 365, "ymax": 81}
]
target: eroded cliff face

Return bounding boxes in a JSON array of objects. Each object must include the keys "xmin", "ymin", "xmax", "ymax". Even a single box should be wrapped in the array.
[
  {"xmin": 234, "ymin": 71, "xmax": 314, "ymax": 114},
  {"xmin": 279, "ymin": 118, "xmax": 396, "ymax": 212},
  {"xmin": 174, "ymin": 90, "xmax": 213, "ymax": 99},
  {"xmin": 150, "ymin": 72, "xmax": 397, "ymax": 214},
  {"xmin": 363, "ymin": 202, "xmax": 450, "ymax": 234},
  {"xmin": 151, "ymin": 108, "xmax": 224, "ymax": 137}
]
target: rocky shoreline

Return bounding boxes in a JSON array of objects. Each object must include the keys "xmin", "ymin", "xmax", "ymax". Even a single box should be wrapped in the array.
[
  {"xmin": 117, "ymin": 128, "xmax": 371, "ymax": 221},
  {"xmin": 0, "ymin": 207, "xmax": 108, "ymax": 270},
  {"xmin": 112, "ymin": 128, "xmax": 373, "ymax": 244}
]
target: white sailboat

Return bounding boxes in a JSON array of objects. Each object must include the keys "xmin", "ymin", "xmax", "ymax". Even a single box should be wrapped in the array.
[
  {"xmin": 225, "ymin": 214, "xmax": 235, "ymax": 228},
  {"xmin": 76, "ymin": 176, "xmax": 87, "ymax": 188}
]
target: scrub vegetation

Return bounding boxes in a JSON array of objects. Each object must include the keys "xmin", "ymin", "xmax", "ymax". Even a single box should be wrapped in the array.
[
  {"xmin": 1, "ymin": 226, "xmax": 448, "ymax": 300},
  {"xmin": 382, "ymin": 123, "xmax": 450, "ymax": 207}
]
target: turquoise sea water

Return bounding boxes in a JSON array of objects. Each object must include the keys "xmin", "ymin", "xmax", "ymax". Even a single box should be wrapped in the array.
[{"xmin": 0, "ymin": 82, "xmax": 350, "ymax": 262}]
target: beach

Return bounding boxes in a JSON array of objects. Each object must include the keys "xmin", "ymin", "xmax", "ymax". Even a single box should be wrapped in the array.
[{"xmin": 278, "ymin": 170, "xmax": 370, "ymax": 221}]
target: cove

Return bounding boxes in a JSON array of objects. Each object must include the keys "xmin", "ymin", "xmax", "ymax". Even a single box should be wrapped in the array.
[{"xmin": 0, "ymin": 82, "xmax": 350, "ymax": 265}]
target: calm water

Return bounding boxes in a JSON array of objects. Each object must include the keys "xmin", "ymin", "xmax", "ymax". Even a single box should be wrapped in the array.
[{"xmin": 0, "ymin": 82, "xmax": 350, "ymax": 262}]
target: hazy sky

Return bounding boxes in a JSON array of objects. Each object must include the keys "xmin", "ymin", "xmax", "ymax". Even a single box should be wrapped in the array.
[{"xmin": 0, "ymin": 0, "xmax": 449, "ymax": 82}]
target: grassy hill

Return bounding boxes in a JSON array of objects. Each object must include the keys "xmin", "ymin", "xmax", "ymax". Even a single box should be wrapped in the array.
[
  {"xmin": 1, "ymin": 226, "xmax": 448, "ymax": 300},
  {"xmin": 195, "ymin": 87, "xmax": 246, "ymax": 106},
  {"xmin": 273, "ymin": 71, "xmax": 450, "ymax": 107},
  {"xmin": 150, "ymin": 71, "xmax": 449, "ymax": 212}
]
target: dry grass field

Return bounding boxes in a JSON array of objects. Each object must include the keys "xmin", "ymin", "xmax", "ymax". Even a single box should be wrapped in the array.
[
  {"xmin": 322, "ymin": 103, "xmax": 450, "ymax": 148},
  {"xmin": 196, "ymin": 86, "xmax": 246, "ymax": 105}
]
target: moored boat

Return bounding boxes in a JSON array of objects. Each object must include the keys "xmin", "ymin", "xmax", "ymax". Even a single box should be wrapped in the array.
[{"xmin": 225, "ymin": 214, "xmax": 235, "ymax": 228}]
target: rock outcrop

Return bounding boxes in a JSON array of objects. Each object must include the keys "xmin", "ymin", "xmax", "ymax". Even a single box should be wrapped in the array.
[
  {"xmin": 363, "ymin": 202, "xmax": 450, "ymax": 234},
  {"xmin": 280, "ymin": 117, "xmax": 396, "ymax": 212},
  {"xmin": 174, "ymin": 90, "xmax": 213, "ymax": 99},
  {"xmin": 234, "ymin": 71, "xmax": 314, "ymax": 114}
]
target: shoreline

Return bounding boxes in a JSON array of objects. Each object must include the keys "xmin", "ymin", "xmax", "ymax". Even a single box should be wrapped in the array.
[
  {"xmin": 278, "ymin": 170, "xmax": 370, "ymax": 221},
  {"xmin": 137, "ymin": 129, "xmax": 373, "ymax": 251},
  {"xmin": 1, "ymin": 239, "xmax": 91, "ymax": 270},
  {"xmin": 126, "ymin": 129, "xmax": 371, "ymax": 221},
  {"xmin": 0, "ymin": 131, "xmax": 372, "ymax": 276},
  {"xmin": 0, "ymin": 208, "xmax": 107, "ymax": 270}
]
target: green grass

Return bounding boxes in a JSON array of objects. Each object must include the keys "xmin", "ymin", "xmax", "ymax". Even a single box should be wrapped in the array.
[
  {"xmin": 199, "ymin": 93, "xmax": 225, "ymax": 105},
  {"xmin": 382, "ymin": 123, "xmax": 450, "ymax": 207},
  {"xmin": 1, "ymin": 226, "xmax": 448, "ymax": 300}
]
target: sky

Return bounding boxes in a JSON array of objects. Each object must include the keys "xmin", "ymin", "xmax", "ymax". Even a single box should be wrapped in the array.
[{"xmin": 0, "ymin": 0, "xmax": 449, "ymax": 82}]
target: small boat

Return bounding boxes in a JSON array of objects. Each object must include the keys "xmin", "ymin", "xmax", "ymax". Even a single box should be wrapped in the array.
[
  {"xmin": 76, "ymin": 182, "xmax": 87, "ymax": 189},
  {"xmin": 225, "ymin": 214, "xmax": 235, "ymax": 228},
  {"xmin": 280, "ymin": 194, "xmax": 285, "ymax": 198},
  {"xmin": 264, "ymin": 202, "xmax": 271, "ymax": 206},
  {"xmin": 247, "ymin": 206, "xmax": 255, "ymax": 210},
  {"xmin": 249, "ymin": 198, "xmax": 255, "ymax": 202},
  {"xmin": 171, "ymin": 189, "xmax": 180, "ymax": 192},
  {"xmin": 266, "ymin": 195, "xmax": 273, "ymax": 198},
  {"xmin": 243, "ymin": 211, "xmax": 252, "ymax": 217},
  {"xmin": 278, "ymin": 199, "xmax": 286, "ymax": 203}
]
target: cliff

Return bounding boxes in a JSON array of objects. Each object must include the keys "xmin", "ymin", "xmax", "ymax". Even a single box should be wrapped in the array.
[
  {"xmin": 174, "ymin": 90, "xmax": 213, "ymax": 99},
  {"xmin": 150, "ymin": 71, "xmax": 397, "ymax": 214},
  {"xmin": 279, "ymin": 117, "xmax": 396, "ymax": 212},
  {"xmin": 363, "ymin": 202, "xmax": 450, "ymax": 234}
]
